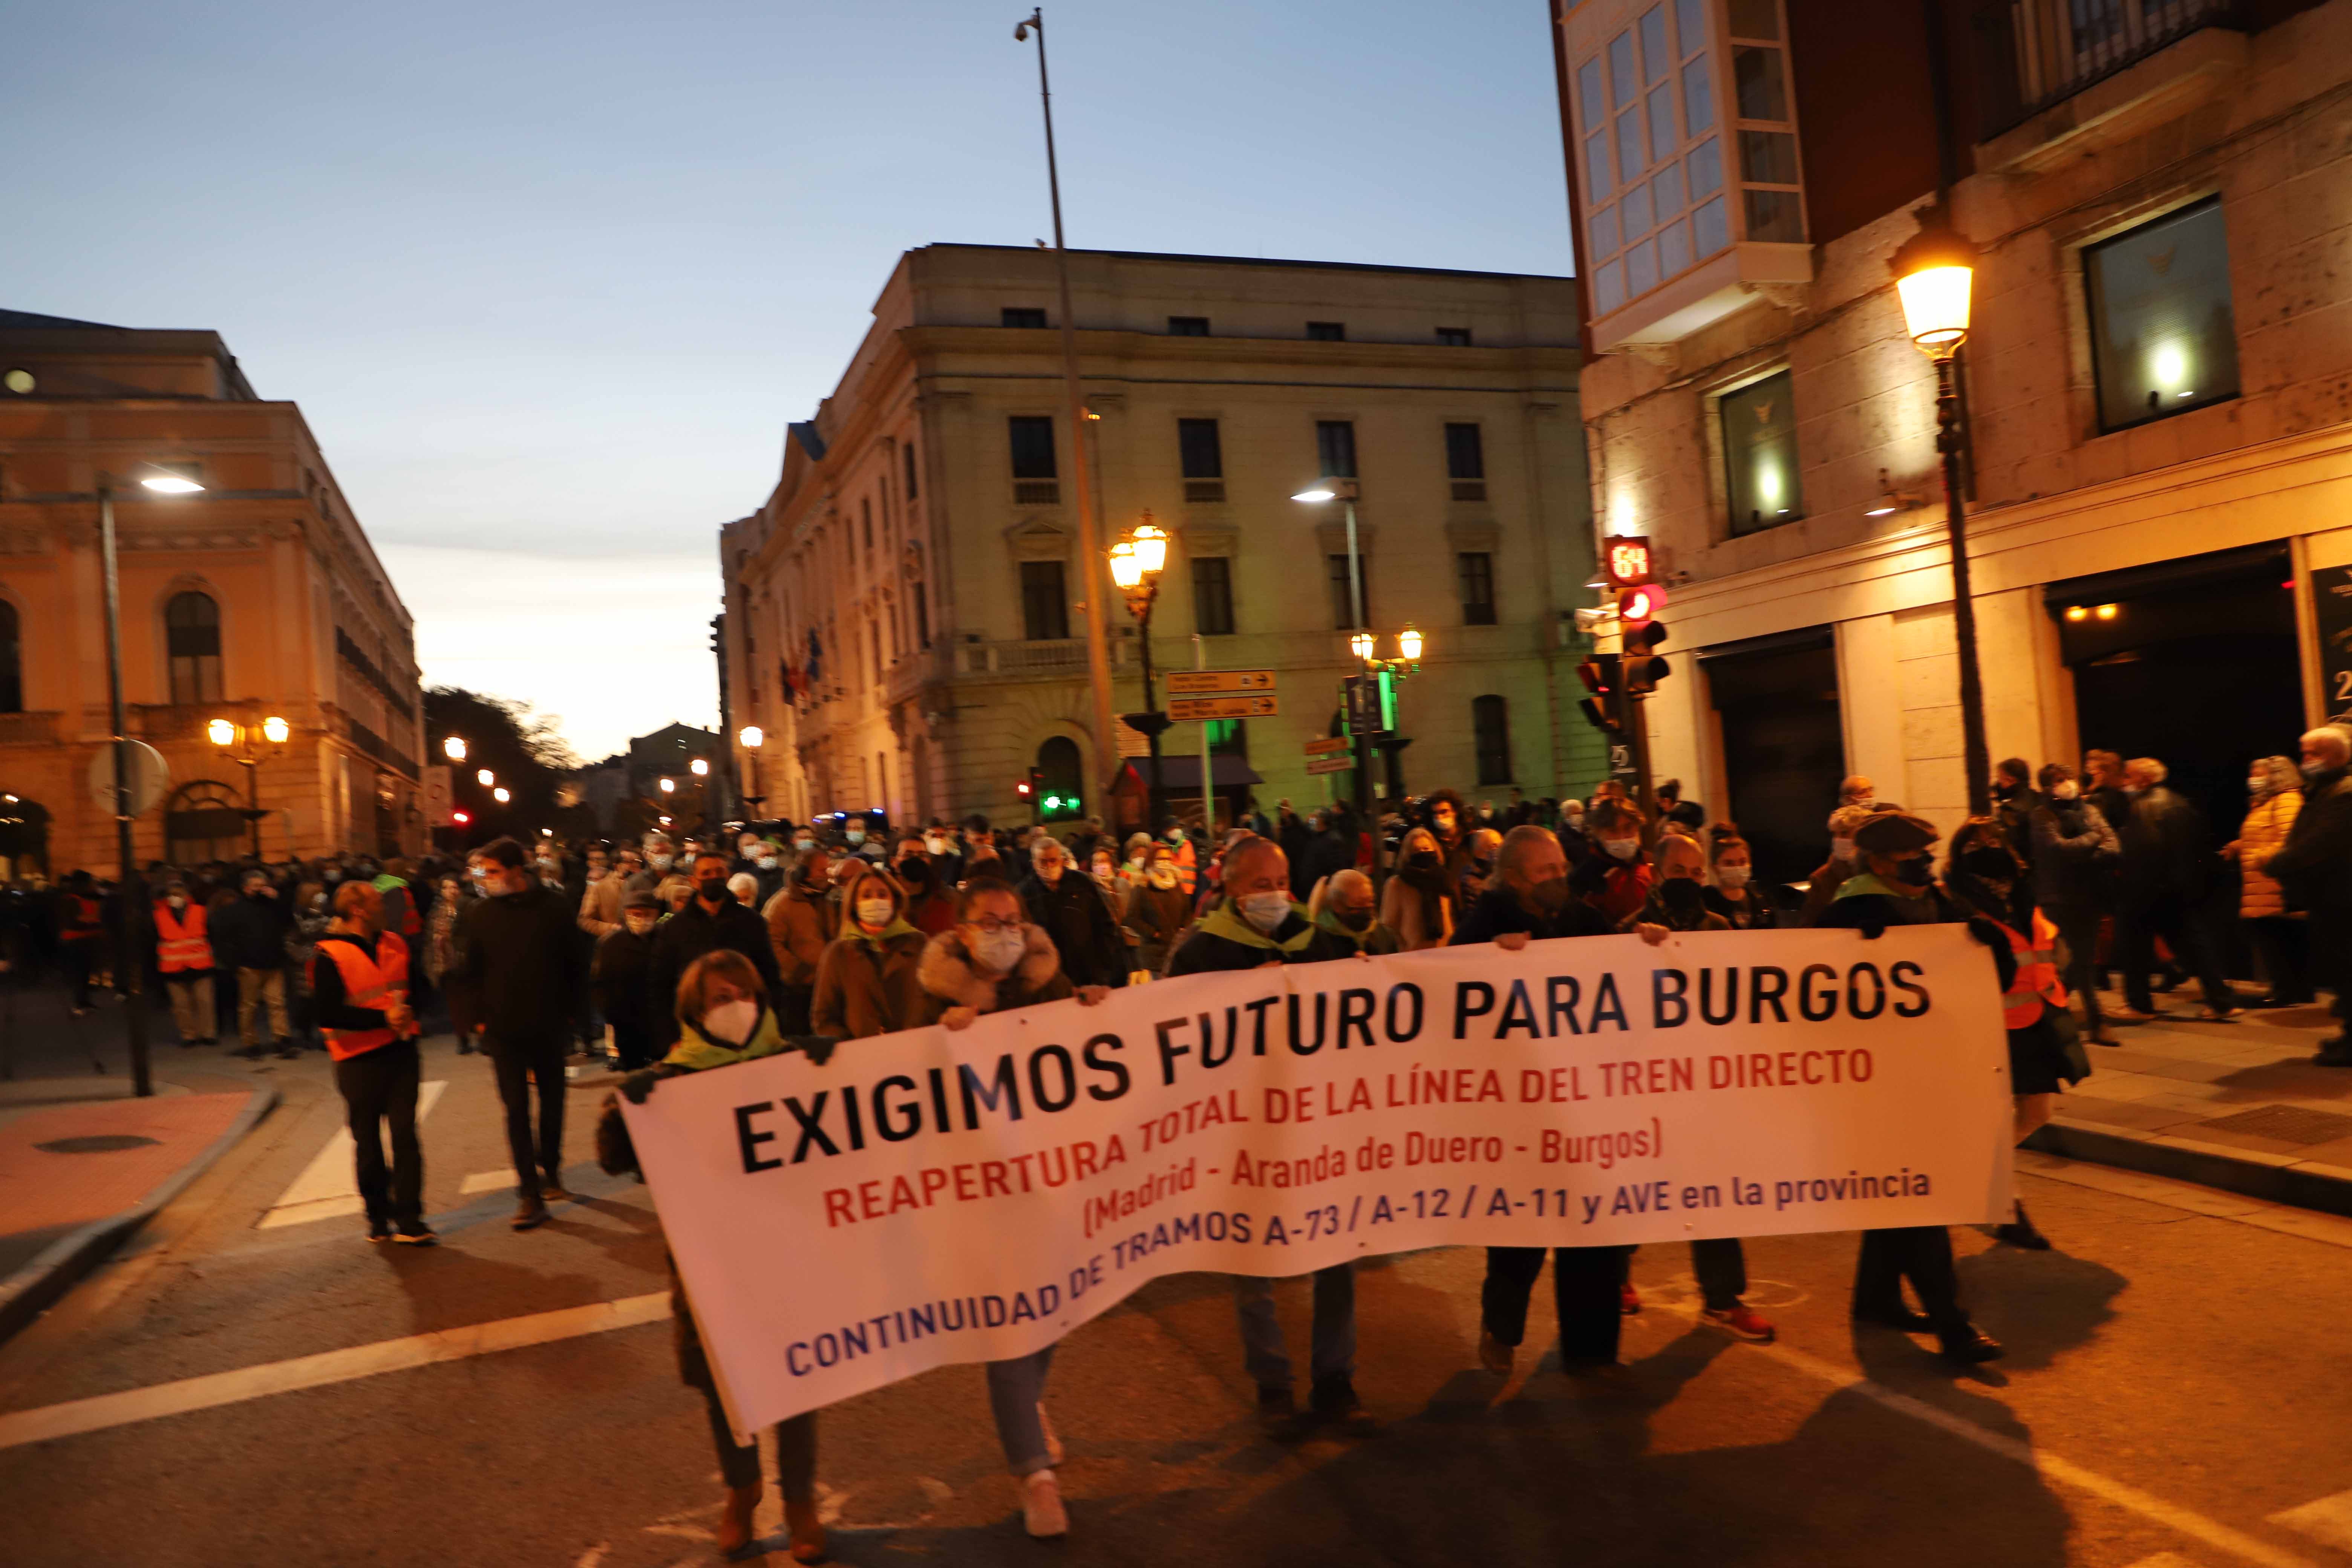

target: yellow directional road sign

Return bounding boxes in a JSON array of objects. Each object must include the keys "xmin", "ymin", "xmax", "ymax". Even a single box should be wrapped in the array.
[
  {"xmin": 1167, "ymin": 694, "xmax": 1279, "ymax": 721},
  {"xmin": 1165, "ymin": 669, "xmax": 1275, "ymax": 695}
]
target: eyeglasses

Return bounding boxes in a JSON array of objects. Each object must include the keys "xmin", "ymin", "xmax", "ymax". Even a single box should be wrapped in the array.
[{"xmin": 965, "ymin": 916, "xmax": 1022, "ymax": 934}]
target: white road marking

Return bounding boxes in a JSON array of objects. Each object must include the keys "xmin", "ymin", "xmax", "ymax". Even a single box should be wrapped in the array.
[
  {"xmin": 256, "ymin": 1080, "xmax": 447, "ymax": 1228},
  {"xmin": 2271, "ymin": 1488, "xmax": 2352, "ymax": 1551},
  {"xmin": 2018, "ymin": 1152, "xmax": 2352, "ymax": 1252},
  {"xmin": 1674, "ymin": 1304, "xmax": 2318, "ymax": 1568},
  {"xmin": 460, "ymin": 1171, "xmax": 516, "ymax": 1195},
  {"xmin": 2123, "ymin": 1556, "xmax": 2205, "ymax": 1568},
  {"xmin": 571, "ymin": 1547, "xmax": 609, "ymax": 1568},
  {"xmin": 0, "ymin": 1292, "xmax": 669, "ymax": 1452}
]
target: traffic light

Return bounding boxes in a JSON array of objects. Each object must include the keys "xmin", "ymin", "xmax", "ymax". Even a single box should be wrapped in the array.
[
  {"xmin": 1015, "ymin": 772, "xmax": 1035, "ymax": 803},
  {"xmin": 1602, "ymin": 534, "xmax": 1654, "ymax": 591},
  {"xmin": 1576, "ymin": 652, "xmax": 1623, "ymax": 734},
  {"xmin": 1624, "ymin": 614, "xmax": 1671, "ymax": 695}
]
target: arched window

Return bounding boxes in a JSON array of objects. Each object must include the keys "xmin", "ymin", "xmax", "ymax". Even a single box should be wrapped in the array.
[
  {"xmin": 0, "ymin": 600, "xmax": 20, "ymax": 713},
  {"xmin": 165, "ymin": 591, "xmax": 222, "ymax": 705}
]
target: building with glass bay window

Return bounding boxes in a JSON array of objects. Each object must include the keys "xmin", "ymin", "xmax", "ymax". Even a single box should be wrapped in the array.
[
  {"xmin": 0, "ymin": 310, "xmax": 425, "ymax": 874},
  {"xmin": 717, "ymin": 245, "xmax": 1599, "ymax": 832},
  {"xmin": 1551, "ymin": 0, "xmax": 2352, "ymax": 881}
]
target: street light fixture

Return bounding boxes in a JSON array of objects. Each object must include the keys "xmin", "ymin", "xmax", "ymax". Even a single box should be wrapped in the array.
[
  {"xmin": 443, "ymin": 735, "xmax": 467, "ymax": 763},
  {"xmin": 1891, "ymin": 202, "xmax": 1991, "ymax": 816},
  {"xmin": 689, "ymin": 756, "xmax": 710, "ymax": 777},
  {"xmin": 1108, "ymin": 514, "xmax": 1173, "ymax": 830},
  {"xmin": 208, "ymin": 715, "xmax": 291, "ymax": 859},
  {"xmin": 1293, "ymin": 478, "xmax": 1377, "ymax": 825},
  {"xmin": 493, "ymin": 786, "xmax": 511, "ymax": 804},
  {"xmin": 738, "ymin": 725, "xmax": 767, "ymax": 818},
  {"xmin": 97, "ymin": 461, "xmax": 207, "ymax": 1097},
  {"xmin": 659, "ymin": 777, "xmax": 675, "ymax": 794},
  {"xmin": 476, "ymin": 768, "xmax": 495, "ymax": 787}
]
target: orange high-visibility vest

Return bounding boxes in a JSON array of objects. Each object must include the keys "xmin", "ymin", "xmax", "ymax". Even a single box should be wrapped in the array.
[
  {"xmin": 1997, "ymin": 910, "xmax": 2069, "ymax": 1029},
  {"xmin": 313, "ymin": 932, "xmax": 415, "ymax": 1061},
  {"xmin": 153, "ymin": 902, "xmax": 212, "ymax": 972}
]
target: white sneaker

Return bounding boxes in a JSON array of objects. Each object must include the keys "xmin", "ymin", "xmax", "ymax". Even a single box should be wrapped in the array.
[
  {"xmin": 1019, "ymin": 1468, "xmax": 1068, "ymax": 1538},
  {"xmin": 1038, "ymin": 1403, "xmax": 1064, "ymax": 1464}
]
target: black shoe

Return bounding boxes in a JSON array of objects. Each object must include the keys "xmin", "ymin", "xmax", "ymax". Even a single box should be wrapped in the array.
[
  {"xmin": 393, "ymin": 1223, "xmax": 437, "ymax": 1246},
  {"xmin": 541, "ymin": 1182, "xmax": 576, "ymax": 1204},
  {"xmin": 512, "ymin": 1200, "xmax": 549, "ymax": 1231},
  {"xmin": 1995, "ymin": 1202, "xmax": 2052, "ymax": 1251},
  {"xmin": 1255, "ymin": 1384, "xmax": 1302, "ymax": 1438},
  {"xmin": 456, "ymin": 1039, "xmax": 475, "ymax": 1055},
  {"xmin": 275, "ymin": 1038, "xmax": 302, "ymax": 1059},
  {"xmin": 1308, "ymin": 1375, "xmax": 1379, "ymax": 1435},
  {"xmin": 1937, "ymin": 1323, "xmax": 2004, "ymax": 1364},
  {"xmin": 366, "ymin": 1219, "xmax": 392, "ymax": 1243},
  {"xmin": 1853, "ymin": 1306, "xmax": 1936, "ymax": 1333}
]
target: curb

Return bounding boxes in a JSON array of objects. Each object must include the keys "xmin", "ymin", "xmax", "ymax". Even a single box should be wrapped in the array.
[
  {"xmin": 0, "ymin": 1081, "xmax": 280, "ymax": 1346},
  {"xmin": 2024, "ymin": 1115, "xmax": 2352, "ymax": 1221}
]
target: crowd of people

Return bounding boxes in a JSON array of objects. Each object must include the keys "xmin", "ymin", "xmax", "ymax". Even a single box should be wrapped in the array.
[{"xmin": 5, "ymin": 722, "xmax": 2347, "ymax": 1558}]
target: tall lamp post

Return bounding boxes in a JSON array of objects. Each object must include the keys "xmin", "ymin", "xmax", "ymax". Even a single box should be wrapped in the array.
[
  {"xmin": 738, "ymin": 726, "xmax": 767, "ymax": 818},
  {"xmin": 1107, "ymin": 516, "xmax": 1171, "ymax": 831},
  {"xmin": 1891, "ymin": 205, "xmax": 1989, "ymax": 816},
  {"xmin": 207, "ymin": 714, "xmax": 290, "ymax": 858},
  {"xmin": 1012, "ymin": 7, "xmax": 1118, "ymax": 802},
  {"xmin": 1292, "ymin": 478, "xmax": 1377, "ymax": 825},
  {"xmin": 98, "ymin": 462, "xmax": 205, "ymax": 1098}
]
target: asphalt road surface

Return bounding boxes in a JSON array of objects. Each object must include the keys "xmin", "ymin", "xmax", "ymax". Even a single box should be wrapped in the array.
[{"xmin": 6, "ymin": 1029, "xmax": 2352, "ymax": 1568}]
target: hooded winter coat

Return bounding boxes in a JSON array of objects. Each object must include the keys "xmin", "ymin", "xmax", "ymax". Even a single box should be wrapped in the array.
[
  {"xmin": 914, "ymin": 922, "xmax": 1074, "ymax": 1022},
  {"xmin": 812, "ymin": 921, "xmax": 929, "ymax": 1040}
]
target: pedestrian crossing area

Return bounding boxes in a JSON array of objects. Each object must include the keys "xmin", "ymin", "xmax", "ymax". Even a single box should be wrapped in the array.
[
  {"xmin": 2269, "ymin": 1488, "xmax": 2352, "ymax": 1553},
  {"xmin": 252, "ymin": 1083, "xmax": 536, "ymax": 1228}
]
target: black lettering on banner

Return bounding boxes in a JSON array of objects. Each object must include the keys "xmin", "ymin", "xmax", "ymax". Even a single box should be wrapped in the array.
[
  {"xmin": 1749, "ymin": 965, "xmax": 1790, "ymax": 1024},
  {"xmin": 1029, "ymin": 1044, "xmax": 1078, "ymax": 1112},
  {"xmin": 1337, "ymin": 988, "xmax": 1376, "ymax": 1050},
  {"xmin": 1498, "ymin": 979, "xmax": 1540, "ymax": 1038},
  {"xmin": 840, "ymin": 1081, "xmax": 866, "ymax": 1150},
  {"xmin": 1154, "ymin": 1017, "xmax": 1190, "ymax": 1085},
  {"xmin": 1848, "ymin": 963, "xmax": 1886, "ymax": 1020},
  {"xmin": 1244, "ymin": 996, "xmax": 1279, "ymax": 1055},
  {"xmin": 1288, "ymin": 992, "xmax": 1329, "ymax": 1055},
  {"xmin": 783, "ymin": 1092, "xmax": 839, "ymax": 1162},
  {"xmin": 927, "ymin": 1066, "xmax": 951, "ymax": 1129},
  {"xmin": 1202, "ymin": 1008, "xmax": 1237, "ymax": 1070},
  {"xmin": 1083, "ymin": 1033, "xmax": 1130, "ymax": 1100},
  {"xmin": 1455, "ymin": 980, "xmax": 1495, "ymax": 1037},
  {"xmin": 1546, "ymin": 975, "xmax": 1582, "ymax": 1035},
  {"xmin": 960, "ymin": 1057, "xmax": 1024, "ymax": 1127},
  {"xmin": 1652, "ymin": 968, "xmax": 1688, "ymax": 1028},
  {"xmin": 1589, "ymin": 972, "xmax": 1629, "ymax": 1032},
  {"xmin": 736, "ymin": 1102, "xmax": 782, "ymax": 1173},
  {"xmin": 1891, "ymin": 960, "xmax": 1931, "ymax": 1017},
  {"xmin": 1798, "ymin": 964, "xmax": 1838, "ymax": 1022},
  {"xmin": 1700, "ymin": 968, "xmax": 1738, "ymax": 1026},
  {"xmin": 872, "ymin": 1075, "xmax": 921, "ymax": 1141},
  {"xmin": 1385, "ymin": 982, "xmax": 1424, "ymax": 1041}
]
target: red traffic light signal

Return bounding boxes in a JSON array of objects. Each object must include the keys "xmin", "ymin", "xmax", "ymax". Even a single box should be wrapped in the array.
[
  {"xmin": 1617, "ymin": 582, "xmax": 1667, "ymax": 626},
  {"xmin": 452, "ymin": 810, "xmax": 471, "ymax": 825},
  {"xmin": 1015, "ymin": 776, "xmax": 1033, "ymax": 799},
  {"xmin": 1603, "ymin": 535, "xmax": 1654, "ymax": 590},
  {"xmin": 1574, "ymin": 653, "xmax": 1623, "ymax": 733}
]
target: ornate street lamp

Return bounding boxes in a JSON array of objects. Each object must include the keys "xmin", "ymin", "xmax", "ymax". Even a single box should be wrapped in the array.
[
  {"xmin": 738, "ymin": 725, "xmax": 767, "ymax": 817},
  {"xmin": 1891, "ymin": 203, "xmax": 1990, "ymax": 816},
  {"xmin": 208, "ymin": 715, "xmax": 290, "ymax": 859},
  {"xmin": 443, "ymin": 735, "xmax": 467, "ymax": 763},
  {"xmin": 1109, "ymin": 514, "xmax": 1172, "ymax": 830}
]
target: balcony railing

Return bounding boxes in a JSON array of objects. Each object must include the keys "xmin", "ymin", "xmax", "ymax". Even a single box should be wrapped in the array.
[
  {"xmin": 1183, "ymin": 479, "xmax": 1227, "ymax": 504},
  {"xmin": 1974, "ymin": 0, "xmax": 2240, "ymax": 138},
  {"xmin": 956, "ymin": 637, "xmax": 1137, "ymax": 678},
  {"xmin": 1012, "ymin": 480, "xmax": 1061, "ymax": 506}
]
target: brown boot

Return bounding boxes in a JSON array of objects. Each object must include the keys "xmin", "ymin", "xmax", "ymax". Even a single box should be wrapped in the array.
[
  {"xmin": 717, "ymin": 1482, "xmax": 760, "ymax": 1556},
  {"xmin": 783, "ymin": 1496, "xmax": 829, "ymax": 1563}
]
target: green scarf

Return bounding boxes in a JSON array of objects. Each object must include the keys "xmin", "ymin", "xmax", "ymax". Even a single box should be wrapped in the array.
[
  {"xmin": 1197, "ymin": 898, "xmax": 1318, "ymax": 954},
  {"xmin": 840, "ymin": 916, "xmax": 921, "ymax": 948},
  {"xmin": 1834, "ymin": 870, "xmax": 1930, "ymax": 903},
  {"xmin": 663, "ymin": 1005, "xmax": 791, "ymax": 1072}
]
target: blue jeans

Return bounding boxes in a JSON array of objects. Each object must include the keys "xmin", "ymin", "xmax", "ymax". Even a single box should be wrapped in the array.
[
  {"xmin": 986, "ymin": 1347, "xmax": 1057, "ymax": 1475},
  {"xmin": 1233, "ymin": 1263, "xmax": 1356, "ymax": 1391}
]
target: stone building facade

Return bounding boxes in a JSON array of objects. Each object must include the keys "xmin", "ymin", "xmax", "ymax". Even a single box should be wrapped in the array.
[
  {"xmin": 1550, "ymin": 0, "xmax": 2352, "ymax": 878},
  {"xmin": 0, "ymin": 310, "xmax": 424, "ymax": 873},
  {"xmin": 720, "ymin": 245, "xmax": 1599, "ymax": 833}
]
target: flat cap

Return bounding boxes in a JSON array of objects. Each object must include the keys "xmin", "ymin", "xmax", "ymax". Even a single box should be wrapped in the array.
[
  {"xmin": 622, "ymin": 890, "xmax": 661, "ymax": 912},
  {"xmin": 1852, "ymin": 812, "xmax": 1940, "ymax": 856}
]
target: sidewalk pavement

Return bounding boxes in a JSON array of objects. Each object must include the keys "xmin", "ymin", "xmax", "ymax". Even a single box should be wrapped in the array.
[
  {"xmin": 2027, "ymin": 991, "xmax": 2352, "ymax": 1216},
  {"xmin": 0, "ymin": 1070, "xmax": 276, "ymax": 1343}
]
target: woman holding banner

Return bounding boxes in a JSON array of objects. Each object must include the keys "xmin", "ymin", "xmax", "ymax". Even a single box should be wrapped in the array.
[
  {"xmin": 915, "ymin": 877, "xmax": 1110, "ymax": 1539},
  {"xmin": 597, "ymin": 949, "xmax": 832, "ymax": 1563},
  {"xmin": 810, "ymin": 864, "xmax": 927, "ymax": 1039},
  {"xmin": 1818, "ymin": 812, "xmax": 2007, "ymax": 1364},
  {"xmin": 1945, "ymin": 816, "xmax": 2090, "ymax": 1253}
]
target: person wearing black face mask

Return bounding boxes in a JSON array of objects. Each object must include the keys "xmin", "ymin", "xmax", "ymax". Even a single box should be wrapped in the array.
[
  {"xmin": 1820, "ymin": 812, "xmax": 2007, "ymax": 1364},
  {"xmin": 1380, "ymin": 827, "xmax": 1455, "ymax": 950},
  {"xmin": 645, "ymin": 852, "xmax": 786, "ymax": 1056},
  {"xmin": 2028, "ymin": 763, "xmax": 2119, "ymax": 1046},
  {"xmin": 1946, "ymin": 818, "xmax": 2090, "ymax": 1251},
  {"xmin": 1620, "ymin": 835, "xmax": 1730, "ymax": 937}
]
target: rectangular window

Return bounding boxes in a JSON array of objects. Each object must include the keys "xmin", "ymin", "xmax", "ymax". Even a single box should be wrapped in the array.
[
  {"xmin": 1167, "ymin": 315, "xmax": 1210, "ymax": 335},
  {"xmin": 1327, "ymin": 553, "xmax": 1369, "ymax": 630},
  {"xmin": 1458, "ymin": 553, "xmax": 1497, "ymax": 625},
  {"xmin": 1315, "ymin": 420, "xmax": 1358, "ymax": 480},
  {"xmin": 1721, "ymin": 368, "xmax": 1803, "ymax": 535},
  {"xmin": 1020, "ymin": 559, "xmax": 1069, "ymax": 641},
  {"xmin": 1008, "ymin": 415, "xmax": 1058, "ymax": 503},
  {"xmin": 1445, "ymin": 422, "xmax": 1486, "ymax": 501},
  {"xmin": 1306, "ymin": 321, "xmax": 1346, "ymax": 341},
  {"xmin": 1178, "ymin": 418, "xmax": 1224, "ymax": 502},
  {"xmin": 913, "ymin": 578, "xmax": 931, "ymax": 649},
  {"xmin": 861, "ymin": 497, "xmax": 873, "ymax": 556},
  {"xmin": 1473, "ymin": 695, "xmax": 1513, "ymax": 785},
  {"xmin": 903, "ymin": 441, "xmax": 918, "ymax": 499},
  {"xmin": 1002, "ymin": 307, "xmax": 1048, "ymax": 329},
  {"xmin": 1191, "ymin": 555, "xmax": 1234, "ymax": 636},
  {"xmin": 2085, "ymin": 196, "xmax": 2240, "ymax": 432},
  {"xmin": 1436, "ymin": 326, "xmax": 1472, "ymax": 346}
]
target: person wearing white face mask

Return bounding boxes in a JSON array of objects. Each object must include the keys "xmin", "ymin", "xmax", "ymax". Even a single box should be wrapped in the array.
[
  {"xmin": 1121, "ymin": 843, "xmax": 1193, "ymax": 976},
  {"xmin": 1016, "ymin": 836, "xmax": 1129, "ymax": 990},
  {"xmin": 153, "ymin": 878, "xmax": 219, "ymax": 1047},
  {"xmin": 1702, "ymin": 826, "xmax": 1778, "ymax": 929},
  {"xmin": 811, "ymin": 865, "xmax": 928, "ymax": 1039},
  {"xmin": 1568, "ymin": 798, "xmax": 1654, "ymax": 925},
  {"xmin": 1800, "ymin": 804, "xmax": 1880, "ymax": 927},
  {"xmin": 914, "ymin": 880, "xmax": 1107, "ymax": 1538}
]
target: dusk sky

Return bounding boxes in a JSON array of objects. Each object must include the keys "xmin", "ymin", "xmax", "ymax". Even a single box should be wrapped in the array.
[{"xmin": 8, "ymin": 0, "xmax": 1574, "ymax": 760}]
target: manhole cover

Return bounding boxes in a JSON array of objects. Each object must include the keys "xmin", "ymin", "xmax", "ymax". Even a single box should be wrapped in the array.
[
  {"xmin": 35, "ymin": 1134, "xmax": 161, "ymax": 1154},
  {"xmin": 2198, "ymin": 1106, "xmax": 2352, "ymax": 1146}
]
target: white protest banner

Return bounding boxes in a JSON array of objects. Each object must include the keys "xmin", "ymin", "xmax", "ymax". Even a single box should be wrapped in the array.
[{"xmin": 622, "ymin": 924, "xmax": 2011, "ymax": 1433}]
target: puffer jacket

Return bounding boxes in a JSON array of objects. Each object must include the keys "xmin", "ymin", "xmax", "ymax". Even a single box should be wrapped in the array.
[
  {"xmin": 914, "ymin": 922, "xmax": 1073, "ymax": 1022},
  {"xmin": 810, "ymin": 923, "xmax": 929, "ymax": 1040},
  {"xmin": 2237, "ymin": 789, "xmax": 2301, "ymax": 920}
]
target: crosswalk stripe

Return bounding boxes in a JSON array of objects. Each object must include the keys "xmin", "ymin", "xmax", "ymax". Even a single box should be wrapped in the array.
[
  {"xmin": 2271, "ymin": 1489, "xmax": 2352, "ymax": 1551},
  {"xmin": 0, "ymin": 1292, "xmax": 671, "ymax": 1451},
  {"xmin": 460, "ymin": 1171, "xmax": 516, "ymax": 1195},
  {"xmin": 255, "ymin": 1081, "xmax": 447, "ymax": 1229}
]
